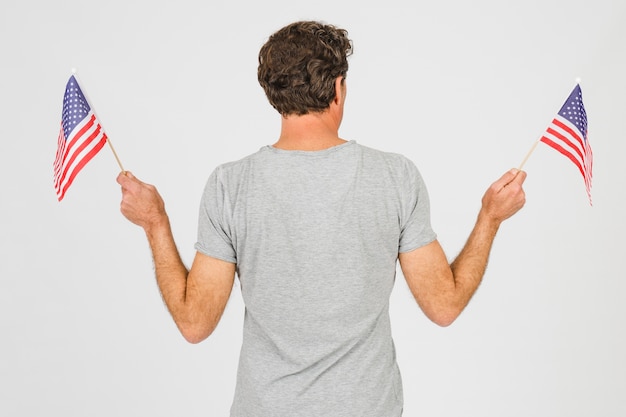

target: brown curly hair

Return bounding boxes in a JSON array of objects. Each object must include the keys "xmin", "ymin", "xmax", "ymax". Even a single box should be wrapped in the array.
[{"xmin": 258, "ymin": 21, "xmax": 353, "ymax": 116}]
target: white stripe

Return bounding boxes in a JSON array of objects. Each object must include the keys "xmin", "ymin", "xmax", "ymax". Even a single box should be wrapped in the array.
[
  {"xmin": 542, "ymin": 114, "xmax": 589, "ymax": 172},
  {"xmin": 54, "ymin": 112, "xmax": 96, "ymax": 184},
  {"xmin": 543, "ymin": 114, "xmax": 593, "ymax": 198},
  {"xmin": 53, "ymin": 129, "xmax": 66, "ymax": 173},
  {"xmin": 55, "ymin": 110, "xmax": 105, "ymax": 196}
]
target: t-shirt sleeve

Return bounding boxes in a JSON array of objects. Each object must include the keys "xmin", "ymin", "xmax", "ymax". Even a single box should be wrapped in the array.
[
  {"xmin": 194, "ymin": 167, "xmax": 237, "ymax": 264},
  {"xmin": 398, "ymin": 158, "xmax": 437, "ymax": 253}
]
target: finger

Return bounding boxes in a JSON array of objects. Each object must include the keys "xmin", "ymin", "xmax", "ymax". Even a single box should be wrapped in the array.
[
  {"xmin": 118, "ymin": 171, "xmax": 142, "ymax": 186},
  {"xmin": 501, "ymin": 169, "xmax": 528, "ymax": 188},
  {"xmin": 510, "ymin": 169, "xmax": 527, "ymax": 185},
  {"xmin": 492, "ymin": 169, "xmax": 519, "ymax": 192},
  {"xmin": 116, "ymin": 171, "xmax": 128, "ymax": 185}
]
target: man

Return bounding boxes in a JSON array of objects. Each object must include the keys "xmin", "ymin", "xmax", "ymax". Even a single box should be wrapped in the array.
[{"xmin": 117, "ymin": 21, "xmax": 526, "ymax": 417}]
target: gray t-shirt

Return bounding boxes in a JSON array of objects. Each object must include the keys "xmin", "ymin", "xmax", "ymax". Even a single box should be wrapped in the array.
[{"xmin": 195, "ymin": 141, "xmax": 436, "ymax": 417}]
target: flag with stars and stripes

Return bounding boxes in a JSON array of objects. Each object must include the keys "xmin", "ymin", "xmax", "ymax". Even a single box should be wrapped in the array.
[
  {"xmin": 539, "ymin": 84, "xmax": 593, "ymax": 205},
  {"xmin": 53, "ymin": 75, "xmax": 107, "ymax": 201}
]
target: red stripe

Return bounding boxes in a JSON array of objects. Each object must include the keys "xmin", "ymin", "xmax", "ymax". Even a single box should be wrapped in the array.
[
  {"xmin": 53, "ymin": 129, "xmax": 67, "ymax": 176},
  {"xmin": 539, "ymin": 135, "xmax": 586, "ymax": 180},
  {"xmin": 53, "ymin": 123, "xmax": 66, "ymax": 171},
  {"xmin": 57, "ymin": 133, "xmax": 107, "ymax": 201},
  {"xmin": 55, "ymin": 124, "xmax": 105, "ymax": 193},
  {"xmin": 544, "ymin": 124, "xmax": 585, "ymax": 163},
  {"xmin": 539, "ymin": 114, "xmax": 592, "ymax": 205},
  {"xmin": 585, "ymin": 140, "xmax": 593, "ymax": 180},
  {"xmin": 54, "ymin": 116, "xmax": 99, "ymax": 189},
  {"xmin": 54, "ymin": 117, "xmax": 96, "ymax": 189},
  {"xmin": 59, "ymin": 115, "xmax": 97, "ymax": 172},
  {"xmin": 552, "ymin": 118, "xmax": 584, "ymax": 146}
]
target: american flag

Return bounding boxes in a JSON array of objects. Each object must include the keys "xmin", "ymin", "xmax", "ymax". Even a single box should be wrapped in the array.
[
  {"xmin": 53, "ymin": 75, "xmax": 107, "ymax": 201},
  {"xmin": 540, "ymin": 84, "xmax": 593, "ymax": 205}
]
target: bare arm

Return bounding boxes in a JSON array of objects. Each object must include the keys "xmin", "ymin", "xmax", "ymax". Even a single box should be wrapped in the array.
[
  {"xmin": 117, "ymin": 172, "xmax": 236, "ymax": 343},
  {"xmin": 399, "ymin": 169, "xmax": 527, "ymax": 326}
]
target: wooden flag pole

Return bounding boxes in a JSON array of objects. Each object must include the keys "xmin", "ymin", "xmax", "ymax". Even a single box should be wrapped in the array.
[
  {"xmin": 106, "ymin": 137, "xmax": 125, "ymax": 172},
  {"xmin": 70, "ymin": 68, "xmax": 125, "ymax": 172},
  {"xmin": 518, "ymin": 139, "xmax": 540, "ymax": 171}
]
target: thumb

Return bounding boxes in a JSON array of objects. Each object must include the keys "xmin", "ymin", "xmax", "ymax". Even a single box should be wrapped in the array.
[
  {"xmin": 497, "ymin": 168, "xmax": 526, "ymax": 191},
  {"xmin": 116, "ymin": 170, "xmax": 135, "ymax": 186}
]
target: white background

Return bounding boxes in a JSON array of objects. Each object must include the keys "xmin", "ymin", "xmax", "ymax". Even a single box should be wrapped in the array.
[{"xmin": 2, "ymin": 0, "xmax": 625, "ymax": 416}]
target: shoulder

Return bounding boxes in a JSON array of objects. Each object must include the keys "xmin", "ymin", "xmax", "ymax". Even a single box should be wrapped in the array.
[
  {"xmin": 355, "ymin": 142, "xmax": 412, "ymax": 162},
  {"xmin": 209, "ymin": 147, "xmax": 271, "ymax": 181},
  {"xmin": 355, "ymin": 143, "xmax": 421, "ymax": 178}
]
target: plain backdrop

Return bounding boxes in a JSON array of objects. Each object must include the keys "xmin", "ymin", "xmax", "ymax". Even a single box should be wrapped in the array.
[{"xmin": 1, "ymin": 0, "xmax": 625, "ymax": 416}]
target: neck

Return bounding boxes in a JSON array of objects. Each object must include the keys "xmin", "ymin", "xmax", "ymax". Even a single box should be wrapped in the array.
[{"xmin": 273, "ymin": 112, "xmax": 346, "ymax": 151}]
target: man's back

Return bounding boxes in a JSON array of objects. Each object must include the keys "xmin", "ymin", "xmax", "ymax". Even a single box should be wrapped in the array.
[
  {"xmin": 116, "ymin": 20, "xmax": 526, "ymax": 417},
  {"xmin": 195, "ymin": 141, "xmax": 436, "ymax": 416}
]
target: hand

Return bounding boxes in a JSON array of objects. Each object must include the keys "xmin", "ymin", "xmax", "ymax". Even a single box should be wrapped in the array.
[
  {"xmin": 480, "ymin": 169, "xmax": 527, "ymax": 225},
  {"xmin": 116, "ymin": 171, "xmax": 167, "ymax": 231}
]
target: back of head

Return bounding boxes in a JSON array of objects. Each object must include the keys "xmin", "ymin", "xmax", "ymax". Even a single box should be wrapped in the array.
[{"xmin": 258, "ymin": 21, "xmax": 353, "ymax": 116}]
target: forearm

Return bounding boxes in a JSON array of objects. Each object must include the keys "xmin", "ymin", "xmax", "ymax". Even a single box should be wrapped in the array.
[
  {"xmin": 401, "ymin": 169, "xmax": 526, "ymax": 326},
  {"xmin": 144, "ymin": 215, "xmax": 190, "ymax": 324},
  {"xmin": 143, "ymin": 216, "xmax": 235, "ymax": 343},
  {"xmin": 117, "ymin": 171, "xmax": 235, "ymax": 343},
  {"xmin": 399, "ymin": 219, "xmax": 498, "ymax": 327},
  {"xmin": 448, "ymin": 169, "xmax": 527, "ymax": 312},
  {"xmin": 449, "ymin": 210, "xmax": 501, "ymax": 309}
]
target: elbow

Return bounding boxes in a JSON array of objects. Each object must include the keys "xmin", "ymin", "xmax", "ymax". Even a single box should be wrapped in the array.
[
  {"xmin": 178, "ymin": 323, "xmax": 215, "ymax": 345},
  {"xmin": 182, "ymin": 332, "xmax": 207, "ymax": 345},
  {"xmin": 431, "ymin": 314, "xmax": 458, "ymax": 327},
  {"xmin": 426, "ymin": 307, "xmax": 462, "ymax": 327},
  {"xmin": 174, "ymin": 309, "xmax": 224, "ymax": 344}
]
